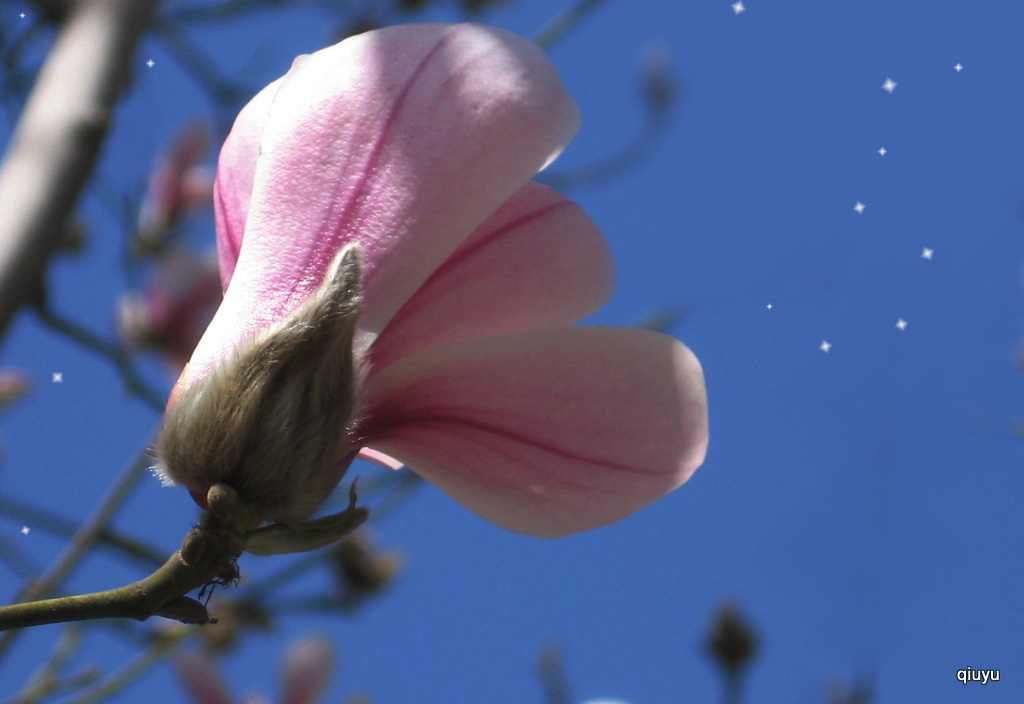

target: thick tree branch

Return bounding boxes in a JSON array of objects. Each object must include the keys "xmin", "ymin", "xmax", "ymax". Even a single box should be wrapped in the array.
[{"xmin": 0, "ymin": 0, "xmax": 158, "ymax": 341}]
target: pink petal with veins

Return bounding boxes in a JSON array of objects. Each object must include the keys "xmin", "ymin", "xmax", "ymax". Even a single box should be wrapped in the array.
[
  {"xmin": 359, "ymin": 327, "xmax": 709, "ymax": 537},
  {"xmin": 185, "ymin": 23, "xmax": 578, "ymax": 391},
  {"xmin": 369, "ymin": 181, "xmax": 613, "ymax": 370},
  {"xmin": 213, "ymin": 76, "xmax": 283, "ymax": 289}
]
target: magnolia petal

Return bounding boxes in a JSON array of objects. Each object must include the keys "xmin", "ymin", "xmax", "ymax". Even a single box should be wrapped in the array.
[
  {"xmin": 185, "ymin": 24, "xmax": 579, "ymax": 390},
  {"xmin": 213, "ymin": 76, "xmax": 283, "ymax": 289},
  {"xmin": 369, "ymin": 181, "xmax": 613, "ymax": 370},
  {"xmin": 359, "ymin": 327, "xmax": 709, "ymax": 537}
]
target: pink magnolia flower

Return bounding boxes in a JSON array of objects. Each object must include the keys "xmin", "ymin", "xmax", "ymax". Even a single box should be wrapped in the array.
[{"xmin": 158, "ymin": 23, "xmax": 708, "ymax": 538}]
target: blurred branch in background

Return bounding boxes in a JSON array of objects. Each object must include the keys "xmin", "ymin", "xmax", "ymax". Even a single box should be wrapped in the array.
[
  {"xmin": 0, "ymin": 534, "xmax": 40, "ymax": 582},
  {"xmin": 152, "ymin": 20, "xmax": 251, "ymax": 112},
  {"xmin": 705, "ymin": 603, "xmax": 758, "ymax": 704},
  {"xmin": 827, "ymin": 678, "xmax": 875, "ymax": 704},
  {"xmin": 33, "ymin": 302, "xmax": 167, "ymax": 412},
  {"xmin": 0, "ymin": 493, "xmax": 166, "ymax": 571},
  {"xmin": 63, "ymin": 625, "xmax": 194, "ymax": 704},
  {"xmin": 538, "ymin": 642, "xmax": 572, "ymax": 704},
  {"xmin": 0, "ymin": 0, "xmax": 157, "ymax": 342},
  {"xmin": 9, "ymin": 626, "xmax": 100, "ymax": 704},
  {"xmin": 532, "ymin": 0, "xmax": 609, "ymax": 49},
  {"xmin": 0, "ymin": 446, "xmax": 151, "ymax": 661},
  {"xmin": 541, "ymin": 40, "xmax": 675, "ymax": 191}
]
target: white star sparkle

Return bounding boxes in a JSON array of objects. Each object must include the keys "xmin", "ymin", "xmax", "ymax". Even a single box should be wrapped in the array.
[
  {"xmin": 882, "ymin": 78, "xmax": 897, "ymax": 93},
  {"xmin": 19, "ymin": 12, "xmax": 26, "ymax": 18},
  {"xmin": 878, "ymin": 146, "xmax": 887, "ymax": 156},
  {"xmin": 921, "ymin": 247, "xmax": 934, "ymax": 260},
  {"xmin": 853, "ymin": 201, "xmax": 866, "ymax": 214},
  {"xmin": 766, "ymin": 303, "xmax": 773, "ymax": 310},
  {"xmin": 21, "ymin": 526, "xmax": 29, "ymax": 535},
  {"xmin": 52, "ymin": 372, "xmax": 62, "ymax": 383},
  {"xmin": 820, "ymin": 340, "xmax": 832, "ymax": 353},
  {"xmin": 732, "ymin": 2, "xmax": 745, "ymax": 14},
  {"xmin": 145, "ymin": 59, "xmax": 155, "ymax": 68},
  {"xmin": 895, "ymin": 318, "xmax": 908, "ymax": 331},
  {"xmin": 954, "ymin": 63, "xmax": 963, "ymax": 73}
]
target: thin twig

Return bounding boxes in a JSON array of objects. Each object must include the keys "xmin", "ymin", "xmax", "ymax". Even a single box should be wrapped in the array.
[
  {"xmin": 540, "ymin": 111, "xmax": 669, "ymax": 190},
  {"xmin": 242, "ymin": 550, "xmax": 325, "ymax": 602},
  {"xmin": 532, "ymin": 0, "xmax": 610, "ymax": 49},
  {"xmin": 63, "ymin": 625, "xmax": 194, "ymax": 704},
  {"xmin": 10, "ymin": 626, "xmax": 86, "ymax": 704},
  {"xmin": 153, "ymin": 20, "xmax": 249, "ymax": 109},
  {"xmin": 164, "ymin": 0, "xmax": 358, "ymax": 25},
  {"xmin": 722, "ymin": 674, "xmax": 743, "ymax": 704},
  {"xmin": 0, "ymin": 447, "xmax": 151, "ymax": 660},
  {"xmin": 538, "ymin": 643, "xmax": 571, "ymax": 704},
  {"xmin": 33, "ymin": 303, "xmax": 167, "ymax": 413},
  {"xmin": 0, "ymin": 534, "xmax": 40, "ymax": 580},
  {"xmin": 243, "ymin": 471, "xmax": 419, "ymax": 601},
  {"xmin": 271, "ymin": 594, "xmax": 347, "ymax": 614},
  {"xmin": 16, "ymin": 450, "xmax": 151, "ymax": 599},
  {"xmin": 0, "ymin": 493, "xmax": 166, "ymax": 570}
]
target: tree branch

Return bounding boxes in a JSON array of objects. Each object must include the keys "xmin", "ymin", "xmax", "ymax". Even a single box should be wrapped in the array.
[
  {"xmin": 0, "ymin": 505, "xmax": 244, "ymax": 632},
  {"xmin": 0, "ymin": 0, "xmax": 158, "ymax": 341},
  {"xmin": 0, "ymin": 483, "xmax": 367, "ymax": 633}
]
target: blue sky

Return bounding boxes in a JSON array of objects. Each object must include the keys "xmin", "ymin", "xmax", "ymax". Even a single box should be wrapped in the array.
[{"xmin": 1, "ymin": 1, "xmax": 1022, "ymax": 702}]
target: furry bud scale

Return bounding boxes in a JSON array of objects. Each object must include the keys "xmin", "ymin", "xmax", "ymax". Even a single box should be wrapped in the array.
[{"xmin": 155, "ymin": 245, "xmax": 364, "ymax": 524}]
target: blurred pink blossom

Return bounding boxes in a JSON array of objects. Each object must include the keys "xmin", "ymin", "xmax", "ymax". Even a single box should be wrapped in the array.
[
  {"xmin": 0, "ymin": 369, "xmax": 30, "ymax": 412},
  {"xmin": 118, "ymin": 249, "xmax": 222, "ymax": 373},
  {"xmin": 170, "ymin": 23, "xmax": 709, "ymax": 537},
  {"xmin": 136, "ymin": 123, "xmax": 215, "ymax": 252},
  {"xmin": 175, "ymin": 636, "xmax": 334, "ymax": 704}
]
